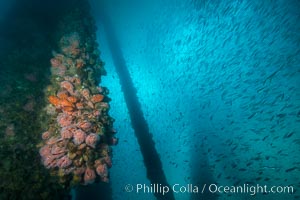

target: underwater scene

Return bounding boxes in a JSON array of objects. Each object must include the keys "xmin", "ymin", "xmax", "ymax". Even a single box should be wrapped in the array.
[{"xmin": 0, "ymin": 0, "xmax": 299, "ymax": 199}]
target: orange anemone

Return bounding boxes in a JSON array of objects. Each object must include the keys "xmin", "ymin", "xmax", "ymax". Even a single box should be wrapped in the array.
[
  {"xmin": 57, "ymin": 91, "xmax": 69, "ymax": 99},
  {"xmin": 67, "ymin": 96, "xmax": 78, "ymax": 103},
  {"xmin": 91, "ymin": 94, "xmax": 104, "ymax": 103},
  {"xmin": 60, "ymin": 99, "xmax": 74, "ymax": 108},
  {"xmin": 76, "ymin": 102, "xmax": 84, "ymax": 109},
  {"xmin": 48, "ymin": 96, "xmax": 60, "ymax": 107},
  {"xmin": 62, "ymin": 106, "xmax": 74, "ymax": 112}
]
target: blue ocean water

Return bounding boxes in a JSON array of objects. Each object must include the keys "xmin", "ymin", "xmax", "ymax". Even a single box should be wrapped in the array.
[
  {"xmin": 90, "ymin": 0, "xmax": 300, "ymax": 199},
  {"xmin": 0, "ymin": 0, "xmax": 299, "ymax": 199}
]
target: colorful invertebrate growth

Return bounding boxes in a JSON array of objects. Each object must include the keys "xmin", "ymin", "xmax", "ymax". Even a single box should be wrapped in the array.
[{"xmin": 39, "ymin": 30, "xmax": 117, "ymax": 186}]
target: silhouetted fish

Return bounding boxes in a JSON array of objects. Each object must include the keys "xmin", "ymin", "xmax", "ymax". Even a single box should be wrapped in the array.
[
  {"xmin": 283, "ymin": 132, "xmax": 295, "ymax": 139},
  {"xmin": 285, "ymin": 167, "xmax": 297, "ymax": 172},
  {"xmin": 248, "ymin": 112, "xmax": 256, "ymax": 119}
]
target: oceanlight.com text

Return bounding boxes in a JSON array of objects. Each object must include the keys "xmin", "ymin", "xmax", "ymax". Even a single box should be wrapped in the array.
[{"xmin": 124, "ymin": 183, "xmax": 295, "ymax": 196}]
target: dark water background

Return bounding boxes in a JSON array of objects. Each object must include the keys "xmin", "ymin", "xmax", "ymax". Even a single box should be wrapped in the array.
[{"xmin": 1, "ymin": 0, "xmax": 300, "ymax": 200}]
